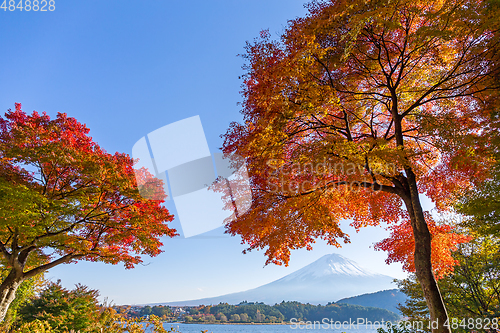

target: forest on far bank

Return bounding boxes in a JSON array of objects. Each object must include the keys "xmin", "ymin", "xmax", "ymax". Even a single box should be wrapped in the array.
[{"xmin": 118, "ymin": 300, "xmax": 400, "ymax": 324}]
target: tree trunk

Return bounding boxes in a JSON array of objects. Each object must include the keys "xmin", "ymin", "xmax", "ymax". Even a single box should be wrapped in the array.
[
  {"xmin": 403, "ymin": 169, "xmax": 451, "ymax": 333},
  {"xmin": 0, "ymin": 269, "xmax": 23, "ymax": 322}
]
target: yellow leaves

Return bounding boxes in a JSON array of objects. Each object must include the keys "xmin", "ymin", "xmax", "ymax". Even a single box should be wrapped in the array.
[{"xmin": 222, "ymin": 0, "xmax": 499, "ymax": 271}]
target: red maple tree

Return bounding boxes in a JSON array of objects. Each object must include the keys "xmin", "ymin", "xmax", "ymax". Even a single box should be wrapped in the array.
[{"xmin": 0, "ymin": 104, "xmax": 177, "ymax": 320}]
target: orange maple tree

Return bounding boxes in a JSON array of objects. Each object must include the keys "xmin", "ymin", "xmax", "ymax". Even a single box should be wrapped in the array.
[
  {"xmin": 221, "ymin": 0, "xmax": 500, "ymax": 331},
  {"xmin": 0, "ymin": 104, "xmax": 177, "ymax": 321}
]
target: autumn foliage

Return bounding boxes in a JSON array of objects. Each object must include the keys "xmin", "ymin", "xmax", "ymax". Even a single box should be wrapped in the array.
[
  {"xmin": 0, "ymin": 104, "xmax": 176, "ymax": 268},
  {"xmin": 223, "ymin": 0, "xmax": 497, "ymax": 265},
  {"xmin": 221, "ymin": 0, "xmax": 500, "ymax": 330},
  {"xmin": 374, "ymin": 214, "xmax": 472, "ymax": 280},
  {"xmin": 0, "ymin": 104, "xmax": 176, "ymax": 320}
]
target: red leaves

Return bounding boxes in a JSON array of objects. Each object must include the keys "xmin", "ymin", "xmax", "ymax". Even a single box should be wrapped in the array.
[{"xmin": 0, "ymin": 104, "xmax": 177, "ymax": 272}]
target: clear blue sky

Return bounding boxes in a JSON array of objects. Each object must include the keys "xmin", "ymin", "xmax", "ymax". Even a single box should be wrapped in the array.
[{"xmin": 0, "ymin": 0, "xmax": 410, "ymax": 304}]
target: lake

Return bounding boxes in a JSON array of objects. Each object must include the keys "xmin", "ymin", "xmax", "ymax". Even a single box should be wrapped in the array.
[{"xmin": 158, "ymin": 323, "xmax": 382, "ymax": 333}]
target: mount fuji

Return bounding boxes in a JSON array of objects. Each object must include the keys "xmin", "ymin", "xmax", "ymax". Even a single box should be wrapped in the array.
[{"xmin": 159, "ymin": 254, "xmax": 396, "ymax": 306}]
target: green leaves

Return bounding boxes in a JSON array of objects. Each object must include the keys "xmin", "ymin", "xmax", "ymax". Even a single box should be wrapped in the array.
[
  {"xmin": 398, "ymin": 236, "xmax": 500, "ymax": 320},
  {"xmin": 18, "ymin": 281, "xmax": 100, "ymax": 332}
]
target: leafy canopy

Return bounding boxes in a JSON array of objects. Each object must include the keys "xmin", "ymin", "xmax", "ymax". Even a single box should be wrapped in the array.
[
  {"xmin": 222, "ymin": 0, "xmax": 500, "ymax": 271},
  {"xmin": 0, "ymin": 104, "xmax": 176, "ymax": 277},
  {"xmin": 17, "ymin": 281, "xmax": 101, "ymax": 332}
]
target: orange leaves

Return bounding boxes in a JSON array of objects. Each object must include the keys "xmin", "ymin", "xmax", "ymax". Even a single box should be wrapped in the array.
[
  {"xmin": 224, "ymin": 174, "xmax": 406, "ymax": 265},
  {"xmin": 220, "ymin": 0, "xmax": 499, "ymax": 272},
  {"xmin": 0, "ymin": 104, "xmax": 177, "ymax": 272},
  {"xmin": 374, "ymin": 214, "xmax": 472, "ymax": 279}
]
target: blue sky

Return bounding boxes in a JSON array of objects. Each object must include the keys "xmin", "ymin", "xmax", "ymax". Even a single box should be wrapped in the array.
[{"xmin": 0, "ymin": 0, "xmax": 409, "ymax": 304}]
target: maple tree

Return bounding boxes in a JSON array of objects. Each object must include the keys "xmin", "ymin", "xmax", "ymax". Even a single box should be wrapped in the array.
[
  {"xmin": 0, "ymin": 104, "xmax": 176, "ymax": 321},
  {"xmin": 221, "ymin": 0, "xmax": 500, "ymax": 331}
]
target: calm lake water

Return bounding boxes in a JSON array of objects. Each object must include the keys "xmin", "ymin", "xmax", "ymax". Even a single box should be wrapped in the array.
[{"xmin": 157, "ymin": 323, "xmax": 381, "ymax": 333}]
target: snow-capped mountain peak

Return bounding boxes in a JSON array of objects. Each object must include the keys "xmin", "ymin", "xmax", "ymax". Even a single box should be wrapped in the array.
[{"xmin": 279, "ymin": 253, "xmax": 380, "ymax": 282}]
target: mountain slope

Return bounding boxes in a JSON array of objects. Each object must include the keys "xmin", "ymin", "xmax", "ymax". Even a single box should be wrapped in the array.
[
  {"xmin": 337, "ymin": 289, "xmax": 407, "ymax": 314},
  {"xmin": 157, "ymin": 254, "xmax": 396, "ymax": 306}
]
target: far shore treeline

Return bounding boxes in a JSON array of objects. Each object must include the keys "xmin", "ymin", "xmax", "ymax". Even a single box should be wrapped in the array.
[{"xmin": 117, "ymin": 301, "xmax": 400, "ymax": 323}]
